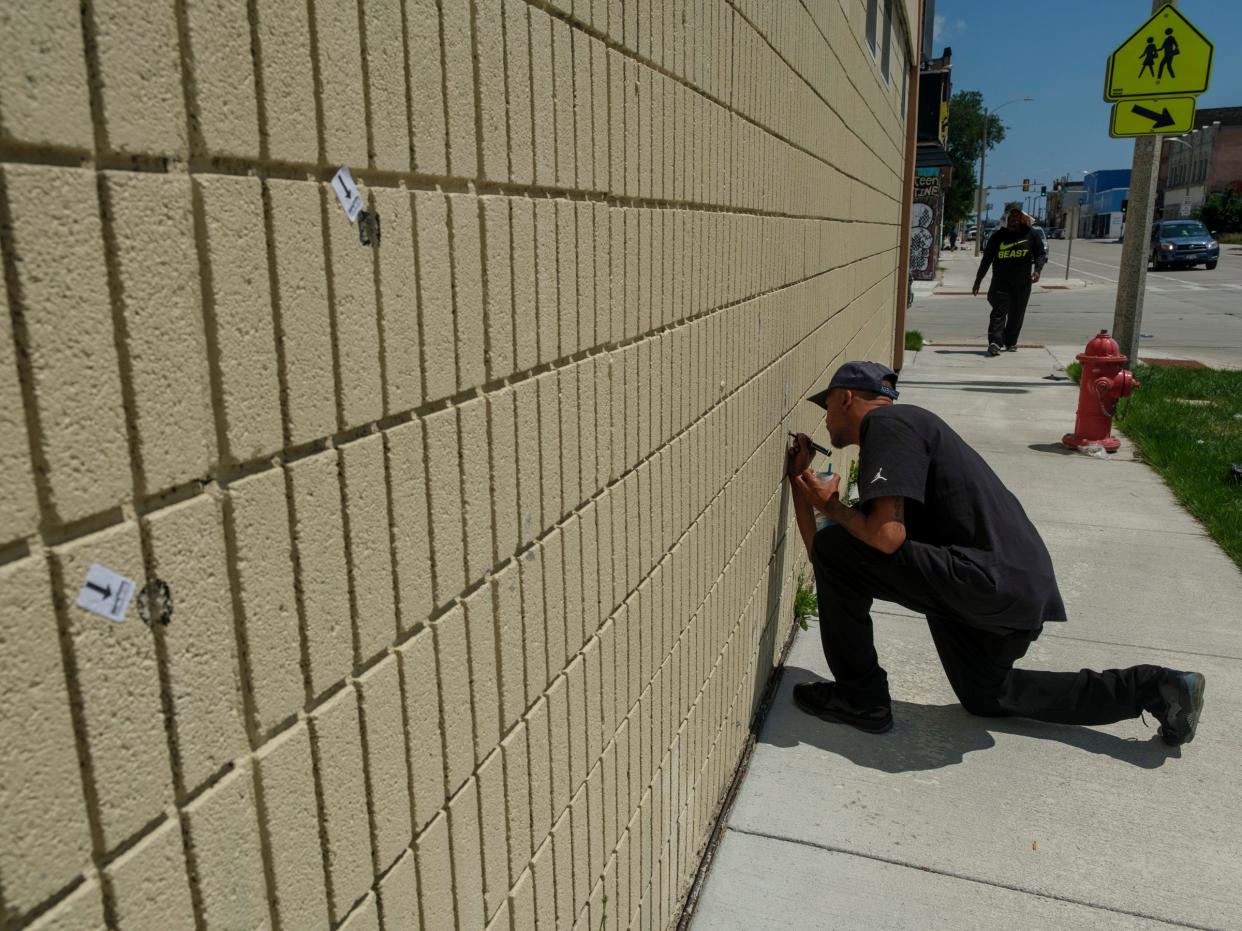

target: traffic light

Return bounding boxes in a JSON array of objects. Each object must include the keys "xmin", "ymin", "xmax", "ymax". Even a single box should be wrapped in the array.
[
  {"xmin": 1022, "ymin": 179, "xmax": 1030, "ymax": 192},
  {"xmin": 1041, "ymin": 185, "xmax": 1047, "ymax": 195},
  {"xmin": 1121, "ymin": 198, "xmax": 1129, "ymax": 214}
]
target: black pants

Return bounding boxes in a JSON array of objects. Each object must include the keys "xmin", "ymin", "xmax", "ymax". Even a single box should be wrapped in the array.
[
  {"xmin": 812, "ymin": 526, "xmax": 1163, "ymax": 724},
  {"xmin": 987, "ymin": 283, "xmax": 1031, "ymax": 348}
]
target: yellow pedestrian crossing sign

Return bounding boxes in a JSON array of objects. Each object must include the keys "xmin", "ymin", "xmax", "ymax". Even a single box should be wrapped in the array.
[
  {"xmin": 1104, "ymin": 4, "xmax": 1213, "ymax": 102},
  {"xmin": 1109, "ymin": 96, "xmax": 1196, "ymax": 138}
]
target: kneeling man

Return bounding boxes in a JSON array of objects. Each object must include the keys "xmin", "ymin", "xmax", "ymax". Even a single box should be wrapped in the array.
[{"xmin": 786, "ymin": 361, "xmax": 1205, "ymax": 744}]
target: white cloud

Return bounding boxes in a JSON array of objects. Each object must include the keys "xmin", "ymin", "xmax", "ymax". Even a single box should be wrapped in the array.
[
  {"xmin": 933, "ymin": 14, "xmax": 947, "ymax": 41},
  {"xmin": 955, "ymin": 18, "xmax": 966, "ymax": 31}
]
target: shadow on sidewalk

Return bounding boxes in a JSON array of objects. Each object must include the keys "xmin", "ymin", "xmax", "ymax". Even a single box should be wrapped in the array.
[{"xmin": 763, "ymin": 666, "xmax": 1177, "ymax": 773}]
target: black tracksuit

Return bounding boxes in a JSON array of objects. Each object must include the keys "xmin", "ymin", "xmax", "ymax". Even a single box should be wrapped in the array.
[
  {"xmin": 813, "ymin": 405, "xmax": 1163, "ymax": 722},
  {"xmin": 974, "ymin": 225, "xmax": 1048, "ymax": 348}
]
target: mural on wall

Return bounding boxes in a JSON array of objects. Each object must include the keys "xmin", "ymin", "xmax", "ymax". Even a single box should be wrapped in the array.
[{"xmin": 911, "ymin": 170, "xmax": 942, "ymax": 281}]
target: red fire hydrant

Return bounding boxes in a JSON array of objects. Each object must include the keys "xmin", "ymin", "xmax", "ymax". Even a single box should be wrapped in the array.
[{"xmin": 1062, "ymin": 330, "xmax": 1139, "ymax": 452}]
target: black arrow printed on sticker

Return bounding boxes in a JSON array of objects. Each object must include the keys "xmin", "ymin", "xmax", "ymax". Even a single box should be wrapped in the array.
[
  {"xmin": 1131, "ymin": 103, "xmax": 1175, "ymax": 128},
  {"xmin": 137, "ymin": 578, "xmax": 174, "ymax": 627}
]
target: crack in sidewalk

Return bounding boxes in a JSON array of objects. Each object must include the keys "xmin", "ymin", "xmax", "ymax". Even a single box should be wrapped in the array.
[{"xmin": 725, "ymin": 825, "xmax": 1223, "ymax": 930}]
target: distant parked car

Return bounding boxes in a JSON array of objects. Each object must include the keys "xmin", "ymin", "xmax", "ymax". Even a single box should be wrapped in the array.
[
  {"xmin": 1149, "ymin": 219, "xmax": 1219, "ymax": 270},
  {"xmin": 1031, "ymin": 226, "xmax": 1049, "ymax": 252}
]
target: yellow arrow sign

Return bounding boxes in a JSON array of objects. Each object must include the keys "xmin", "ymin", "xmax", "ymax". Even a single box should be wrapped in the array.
[
  {"xmin": 1109, "ymin": 96, "xmax": 1196, "ymax": 137},
  {"xmin": 1104, "ymin": 4, "xmax": 1213, "ymax": 101}
]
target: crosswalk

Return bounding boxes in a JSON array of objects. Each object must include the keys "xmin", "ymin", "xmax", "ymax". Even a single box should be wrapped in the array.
[
  {"xmin": 1056, "ymin": 253, "xmax": 1241, "ymax": 293},
  {"xmin": 1147, "ymin": 283, "xmax": 1242, "ymax": 292}
]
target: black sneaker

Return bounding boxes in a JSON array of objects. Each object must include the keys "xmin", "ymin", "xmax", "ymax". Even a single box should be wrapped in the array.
[
  {"xmin": 792, "ymin": 681, "xmax": 893, "ymax": 734},
  {"xmin": 1005, "ymin": 345, "xmax": 1018, "ymax": 352},
  {"xmin": 1153, "ymin": 669, "xmax": 1206, "ymax": 746},
  {"xmin": 987, "ymin": 342, "xmax": 1002, "ymax": 357}
]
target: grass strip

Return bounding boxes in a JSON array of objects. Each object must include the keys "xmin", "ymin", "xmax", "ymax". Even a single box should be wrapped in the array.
[{"xmin": 1118, "ymin": 364, "xmax": 1242, "ymax": 569}]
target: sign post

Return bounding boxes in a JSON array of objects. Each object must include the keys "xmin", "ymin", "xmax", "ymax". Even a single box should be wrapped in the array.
[{"xmin": 1103, "ymin": 1, "xmax": 1214, "ymax": 366}]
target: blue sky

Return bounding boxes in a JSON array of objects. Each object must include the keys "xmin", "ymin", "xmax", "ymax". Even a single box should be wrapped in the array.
[{"xmin": 932, "ymin": 0, "xmax": 1241, "ymax": 214}]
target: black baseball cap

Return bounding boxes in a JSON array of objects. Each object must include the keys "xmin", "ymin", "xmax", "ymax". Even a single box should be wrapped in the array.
[{"xmin": 806, "ymin": 361, "xmax": 899, "ymax": 408}]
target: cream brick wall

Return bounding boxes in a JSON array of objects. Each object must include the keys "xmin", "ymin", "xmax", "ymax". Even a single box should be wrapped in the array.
[{"xmin": 1, "ymin": 0, "xmax": 912, "ymax": 927}]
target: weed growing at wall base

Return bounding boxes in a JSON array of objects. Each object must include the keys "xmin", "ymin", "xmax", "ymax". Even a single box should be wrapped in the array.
[{"xmin": 794, "ymin": 573, "xmax": 818, "ymax": 631}]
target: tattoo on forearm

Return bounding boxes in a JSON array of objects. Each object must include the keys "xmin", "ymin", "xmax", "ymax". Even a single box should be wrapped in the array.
[{"xmin": 826, "ymin": 497, "xmax": 863, "ymax": 532}]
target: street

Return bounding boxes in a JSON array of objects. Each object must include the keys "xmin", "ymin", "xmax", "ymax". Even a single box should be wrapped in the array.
[{"xmin": 911, "ymin": 238, "xmax": 1242, "ymax": 368}]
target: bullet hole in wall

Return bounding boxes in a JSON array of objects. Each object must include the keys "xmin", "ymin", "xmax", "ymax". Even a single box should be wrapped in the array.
[{"xmin": 137, "ymin": 578, "xmax": 174, "ymax": 627}]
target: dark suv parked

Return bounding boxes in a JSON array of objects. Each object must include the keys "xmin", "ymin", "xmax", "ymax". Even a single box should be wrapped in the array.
[{"xmin": 1149, "ymin": 220, "xmax": 1219, "ymax": 270}]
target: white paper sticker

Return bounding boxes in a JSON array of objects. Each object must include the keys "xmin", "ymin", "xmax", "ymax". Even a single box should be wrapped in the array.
[
  {"xmin": 331, "ymin": 166, "xmax": 364, "ymax": 224},
  {"xmin": 76, "ymin": 563, "xmax": 135, "ymax": 623}
]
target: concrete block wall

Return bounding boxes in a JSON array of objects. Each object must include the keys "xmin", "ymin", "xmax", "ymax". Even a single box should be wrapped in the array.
[{"xmin": 0, "ymin": 0, "xmax": 911, "ymax": 928}]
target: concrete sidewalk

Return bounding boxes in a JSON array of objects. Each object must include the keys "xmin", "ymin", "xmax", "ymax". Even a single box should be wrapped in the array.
[{"xmin": 690, "ymin": 346, "xmax": 1242, "ymax": 930}]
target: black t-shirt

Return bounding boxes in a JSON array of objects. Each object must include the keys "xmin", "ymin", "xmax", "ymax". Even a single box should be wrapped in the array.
[
  {"xmin": 857, "ymin": 404, "xmax": 1066, "ymax": 628},
  {"xmin": 974, "ymin": 225, "xmax": 1048, "ymax": 291}
]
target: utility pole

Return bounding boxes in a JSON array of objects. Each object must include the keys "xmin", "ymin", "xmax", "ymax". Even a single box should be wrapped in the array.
[
  {"xmin": 974, "ymin": 97, "xmax": 1034, "ymax": 256},
  {"xmin": 1112, "ymin": 0, "xmax": 1172, "ymax": 365},
  {"xmin": 974, "ymin": 136, "xmax": 987, "ymax": 256}
]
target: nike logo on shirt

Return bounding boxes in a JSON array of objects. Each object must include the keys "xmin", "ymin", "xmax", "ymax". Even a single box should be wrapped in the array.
[
  {"xmin": 871, "ymin": 468, "xmax": 887, "ymax": 484},
  {"xmin": 999, "ymin": 239, "xmax": 1027, "ymax": 250}
]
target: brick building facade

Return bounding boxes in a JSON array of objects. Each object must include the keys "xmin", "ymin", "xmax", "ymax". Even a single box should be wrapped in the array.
[{"xmin": 0, "ymin": 1, "xmax": 918, "ymax": 928}]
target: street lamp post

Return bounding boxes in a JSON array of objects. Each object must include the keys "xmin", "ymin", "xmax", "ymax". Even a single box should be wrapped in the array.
[{"xmin": 974, "ymin": 97, "xmax": 1034, "ymax": 256}]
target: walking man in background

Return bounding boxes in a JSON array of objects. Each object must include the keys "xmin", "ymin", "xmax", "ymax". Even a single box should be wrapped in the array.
[
  {"xmin": 784, "ymin": 361, "xmax": 1207, "ymax": 745},
  {"xmin": 972, "ymin": 203, "xmax": 1047, "ymax": 356}
]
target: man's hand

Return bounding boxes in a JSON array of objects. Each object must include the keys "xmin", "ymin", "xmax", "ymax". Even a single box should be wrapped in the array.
[
  {"xmin": 971, "ymin": 284, "xmax": 980, "ymax": 296},
  {"xmin": 1031, "ymin": 270, "xmax": 1041, "ymax": 283},
  {"xmin": 786, "ymin": 434, "xmax": 814, "ymax": 477},
  {"xmin": 790, "ymin": 469, "xmax": 840, "ymax": 510}
]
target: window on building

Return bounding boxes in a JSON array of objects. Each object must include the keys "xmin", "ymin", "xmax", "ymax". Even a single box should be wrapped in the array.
[
  {"xmin": 880, "ymin": 0, "xmax": 893, "ymax": 80},
  {"xmin": 866, "ymin": 0, "xmax": 878, "ymax": 53}
]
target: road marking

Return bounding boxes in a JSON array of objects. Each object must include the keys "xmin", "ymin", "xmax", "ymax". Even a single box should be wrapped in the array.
[
  {"xmin": 1067, "ymin": 253, "xmax": 1221, "ymax": 291},
  {"xmin": 1066, "ymin": 265, "xmax": 1118, "ymax": 283}
]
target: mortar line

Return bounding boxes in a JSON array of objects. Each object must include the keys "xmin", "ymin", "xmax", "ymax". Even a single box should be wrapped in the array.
[
  {"xmin": 304, "ymin": 711, "xmax": 341, "ymax": 924},
  {"xmin": 434, "ymin": 0, "xmax": 454, "ymax": 173},
  {"xmin": 172, "ymin": 0, "xmax": 205, "ymax": 158},
  {"xmin": 0, "ymin": 133, "xmax": 904, "ymax": 224},
  {"xmin": 303, "ymin": 0, "xmax": 329, "ymax": 167},
  {"xmin": 245, "ymin": 753, "xmax": 284, "ymax": 931},
  {"xmin": 0, "ymin": 149, "xmax": 59, "ymax": 543},
  {"xmin": 350, "ymin": 678, "xmax": 386, "ymax": 895},
  {"xmin": 392, "ymin": 645, "xmax": 433, "ymax": 929},
  {"xmin": 336, "ymin": 440, "xmax": 367, "ymax": 674},
  {"xmin": 218, "ymin": 490, "xmax": 264, "ymax": 755},
  {"xmin": 318, "ymin": 182, "xmax": 350, "ymax": 434}
]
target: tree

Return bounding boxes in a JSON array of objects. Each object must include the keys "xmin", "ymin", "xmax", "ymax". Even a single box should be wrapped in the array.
[
  {"xmin": 942, "ymin": 91, "xmax": 1007, "ymax": 227},
  {"xmin": 1198, "ymin": 187, "xmax": 1242, "ymax": 234}
]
